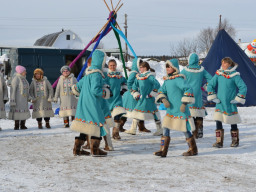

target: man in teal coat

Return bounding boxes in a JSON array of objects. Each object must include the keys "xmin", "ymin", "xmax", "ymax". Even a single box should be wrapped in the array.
[
  {"xmin": 181, "ymin": 53, "xmax": 212, "ymax": 139},
  {"xmin": 71, "ymin": 50, "xmax": 111, "ymax": 156}
]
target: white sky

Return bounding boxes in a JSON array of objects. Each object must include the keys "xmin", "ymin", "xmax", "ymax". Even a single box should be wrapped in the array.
[{"xmin": 0, "ymin": 0, "xmax": 255, "ymax": 55}]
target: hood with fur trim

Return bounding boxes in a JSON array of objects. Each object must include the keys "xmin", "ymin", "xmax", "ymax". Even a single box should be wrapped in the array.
[
  {"xmin": 188, "ymin": 53, "xmax": 200, "ymax": 69},
  {"xmin": 165, "ymin": 58, "xmax": 180, "ymax": 75},
  {"xmin": 89, "ymin": 50, "xmax": 106, "ymax": 71}
]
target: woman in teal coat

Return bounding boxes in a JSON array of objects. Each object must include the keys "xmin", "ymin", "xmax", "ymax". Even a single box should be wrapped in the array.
[
  {"xmin": 207, "ymin": 57, "xmax": 247, "ymax": 148},
  {"xmin": 129, "ymin": 61, "xmax": 162, "ymax": 135},
  {"xmin": 181, "ymin": 53, "xmax": 212, "ymax": 139},
  {"xmin": 105, "ymin": 59, "xmax": 127, "ymax": 140},
  {"xmin": 71, "ymin": 50, "xmax": 111, "ymax": 156},
  {"xmin": 123, "ymin": 58, "xmax": 150, "ymax": 135},
  {"xmin": 154, "ymin": 59, "xmax": 197, "ymax": 157}
]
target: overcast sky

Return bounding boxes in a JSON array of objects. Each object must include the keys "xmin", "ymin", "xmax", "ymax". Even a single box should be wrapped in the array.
[{"xmin": 0, "ymin": 0, "xmax": 255, "ymax": 55}]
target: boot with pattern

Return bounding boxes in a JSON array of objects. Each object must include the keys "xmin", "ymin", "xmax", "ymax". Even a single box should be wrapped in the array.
[
  {"xmin": 154, "ymin": 136, "xmax": 171, "ymax": 157},
  {"xmin": 213, "ymin": 129, "xmax": 224, "ymax": 148},
  {"xmin": 230, "ymin": 130, "xmax": 239, "ymax": 147},
  {"xmin": 153, "ymin": 120, "xmax": 163, "ymax": 136}
]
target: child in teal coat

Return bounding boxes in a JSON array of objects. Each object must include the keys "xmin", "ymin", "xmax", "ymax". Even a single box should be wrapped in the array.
[
  {"xmin": 207, "ymin": 57, "xmax": 247, "ymax": 148},
  {"xmin": 154, "ymin": 59, "xmax": 198, "ymax": 157},
  {"xmin": 128, "ymin": 61, "xmax": 162, "ymax": 136},
  {"xmin": 181, "ymin": 53, "xmax": 212, "ymax": 138},
  {"xmin": 123, "ymin": 58, "xmax": 150, "ymax": 135},
  {"xmin": 71, "ymin": 50, "xmax": 111, "ymax": 156},
  {"xmin": 105, "ymin": 59, "xmax": 127, "ymax": 140}
]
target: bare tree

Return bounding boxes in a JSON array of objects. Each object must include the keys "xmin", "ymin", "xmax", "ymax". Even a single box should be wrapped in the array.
[
  {"xmin": 197, "ymin": 18, "xmax": 236, "ymax": 53},
  {"xmin": 170, "ymin": 37, "xmax": 199, "ymax": 58}
]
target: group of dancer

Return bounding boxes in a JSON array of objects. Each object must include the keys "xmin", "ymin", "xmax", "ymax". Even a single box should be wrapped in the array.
[{"xmin": 0, "ymin": 50, "xmax": 247, "ymax": 158}]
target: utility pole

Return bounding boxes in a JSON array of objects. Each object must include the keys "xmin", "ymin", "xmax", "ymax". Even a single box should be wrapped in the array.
[
  {"xmin": 124, "ymin": 13, "xmax": 128, "ymax": 62},
  {"xmin": 218, "ymin": 15, "xmax": 222, "ymax": 31}
]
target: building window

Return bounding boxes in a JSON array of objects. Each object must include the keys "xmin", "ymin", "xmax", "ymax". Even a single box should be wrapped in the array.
[{"xmin": 66, "ymin": 35, "xmax": 70, "ymax": 40}]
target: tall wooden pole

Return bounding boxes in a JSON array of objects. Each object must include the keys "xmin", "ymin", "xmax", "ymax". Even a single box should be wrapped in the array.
[{"xmin": 124, "ymin": 13, "xmax": 128, "ymax": 62}]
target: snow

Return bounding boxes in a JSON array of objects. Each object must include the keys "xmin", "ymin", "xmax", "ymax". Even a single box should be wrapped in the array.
[{"xmin": 0, "ymin": 103, "xmax": 256, "ymax": 192}]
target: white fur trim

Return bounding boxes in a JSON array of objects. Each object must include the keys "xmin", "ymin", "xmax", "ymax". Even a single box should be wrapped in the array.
[
  {"xmin": 162, "ymin": 115, "xmax": 195, "ymax": 132},
  {"xmin": 59, "ymin": 109, "xmax": 76, "ymax": 117},
  {"xmin": 32, "ymin": 110, "xmax": 54, "ymax": 119},
  {"xmin": 71, "ymin": 85, "xmax": 80, "ymax": 96},
  {"xmin": 105, "ymin": 117, "xmax": 114, "ymax": 128},
  {"xmin": 184, "ymin": 66, "xmax": 204, "ymax": 73},
  {"xmin": 207, "ymin": 94, "xmax": 217, "ymax": 101},
  {"xmin": 85, "ymin": 68, "xmax": 105, "ymax": 78},
  {"xmin": 103, "ymin": 87, "xmax": 111, "ymax": 99},
  {"xmin": 70, "ymin": 120, "xmax": 101, "ymax": 137},
  {"xmin": 121, "ymin": 84, "xmax": 128, "ymax": 91},
  {"xmin": 155, "ymin": 93, "xmax": 167, "ymax": 103},
  {"xmin": 123, "ymin": 110, "xmax": 133, "ymax": 118},
  {"xmin": 181, "ymin": 96, "xmax": 195, "ymax": 104},
  {"xmin": 219, "ymin": 63, "xmax": 238, "ymax": 72},
  {"xmin": 214, "ymin": 111, "xmax": 241, "ymax": 124},
  {"xmin": 131, "ymin": 110, "xmax": 160, "ymax": 121},
  {"xmin": 234, "ymin": 96, "xmax": 246, "ymax": 105},
  {"xmin": 150, "ymin": 90, "xmax": 158, "ymax": 97},
  {"xmin": 111, "ymin": 106, "xmax": 126, "ymax": 118},
  {"xmin": 189, "ymin": 108, "xmax": 206, "ymax": 117},
  {"xmin": 217, "ymin": 71, "xmax": 240, "ymax": 78},
  {"xmin": 132, "ymin": 92, "xmax": 140, "ymax": 100},
  {"xmin": 166, "ymin": 60, "xmax": 179, "ymax": 75}
]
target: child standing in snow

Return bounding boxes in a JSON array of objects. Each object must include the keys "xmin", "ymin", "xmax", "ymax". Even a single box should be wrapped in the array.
[
  {"xmin": 105, "ymin": 59, "xmax": 127, "ymax": 140},
  {"xmin": 29, "ymin": 68, "xmax": 54, "ymax": 129},
  {"xmin": 9, "ymin": 65, "xmax": 31, "ymax": 130},
  {"xmin": 127, "ymin": 61, "xmax": 162, "ymax": 136},
  {"xmin": 181, "ymin": 53, "xmax": 212, "ymax": 138},
  {"xmin": 54, "ymin": 66, "xmax": 77, "ymax": 128},
  {"xmin": 0, "ymin": 72, "xmax": 8, "ymax": 130},
  {"xmin": 123, "ymin": 58, "xmax": 150, "ymax": 134},
  {"xmin": 207, "ymin": 57, "xmax": 247, "ymax": 148},
  {"xmin": 154, "ymin": 59, "xmax": 197, "ymax": 157},
  {"xmin": 71, "ymin": 50, "xmax": 110, "ymax": 156}
]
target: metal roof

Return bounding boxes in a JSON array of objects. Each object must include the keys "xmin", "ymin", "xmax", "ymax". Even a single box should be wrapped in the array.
[{"xmin": 34, "ymin": 31, "xmax": 63, "ymax": 47}]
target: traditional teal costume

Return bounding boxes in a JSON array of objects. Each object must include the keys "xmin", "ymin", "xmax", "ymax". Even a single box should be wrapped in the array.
[
  {"xmin": 154, "ymin": 59, "xmax": 198, "ymax": 157},
  {"xmin": 181, "ymin": 53, "xmax": 212, "ymax": 138}
]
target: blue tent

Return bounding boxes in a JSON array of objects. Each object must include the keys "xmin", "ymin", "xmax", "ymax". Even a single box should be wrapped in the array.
[{"xmin": 202, "ymin": 29, "xmax": 256, "ymax": 106}]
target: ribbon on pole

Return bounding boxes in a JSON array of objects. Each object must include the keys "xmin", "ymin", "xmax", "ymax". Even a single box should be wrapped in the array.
[
  {"xmin": 113, "ymin": 28, "xmax": 128, "ymax": 79},
  {"xmin": 77, "ymin": 21, "xmax": 112, "ymax": 81},
  {"xmin": 110, "ymin": 22, "xmax": 137, "ymax": 59}
]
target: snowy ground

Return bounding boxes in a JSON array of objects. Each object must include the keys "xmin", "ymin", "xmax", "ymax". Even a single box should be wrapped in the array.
[{"xmin": 0, "ymin": 105, "xmax": 256, "ymax": 192}]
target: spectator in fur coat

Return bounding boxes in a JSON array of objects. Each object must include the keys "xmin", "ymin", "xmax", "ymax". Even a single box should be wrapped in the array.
[
  {"xmin": 29, "ymin": 68, "xmax": 54, "ymax": 129},
  {"xmin": 0, "ymin": 72, "xmax": 8, "ymax": 130}
]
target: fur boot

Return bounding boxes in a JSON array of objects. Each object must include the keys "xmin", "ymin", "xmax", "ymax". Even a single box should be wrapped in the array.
[
  {"xmin": 82, "ymin": 135, "xmax": 90, "ymax": 150},
  {"xmin": 73, "ymin": 137, "xmax": 90, "ymax": 156},
  {"xmin": 38, "ymin": 121, "xmax": 43, "ymax": 129},
  {"xmin": 125, "ymin": 119, "xmax": 138, "ymax": 135},
  {"xmin": 90, "ymin": 138, "xmax": 107, "ymax": 157},
  {"xmin": 63, "ymin": 118, "xmax": 69, "ymax": 128},
  {"xmin": 153, "ymin": 120, "xmax": 163, "ymax": 136},
  {"xmin": 119, "ymin": 116, "xmax": 127, "ymax": 132},
  {"xmin": 112, "ymin": 120, "xmax": 121, "ymax": 140},
  {"xmin": 45, "ymin": 120, "xmax": 51, "ymax": 129},
  {"xmin": 14, "ymin": 120, "xmax": 20, "ymax": 130},
  {"xmin": 182, "ymin": 136, "xmax": 198, "ymax": 156},
  {"xmin": 138, "ymin": 120, "xmax": 151, "ymax": 133},
  {"xmin": 103, "ymin": 124, "xmax": 114, "ymax": 151},
  {"xmin": 213, "ymin": 129, "xmax": 224, "ymax": 148},
  {"xmin": 230, "ymin": 129, "xmax": 239, "ymax": 147},
  {"xmin": 154, "ymin": 136, "xmax": 171, "ymax": 157},
  {"xmin": 20, "ymin": 120, "xmax": 27, "ymax": 129},
  {"xmin": 197, "ymin": 117, "xmax": 204, "ymax": 138}
]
